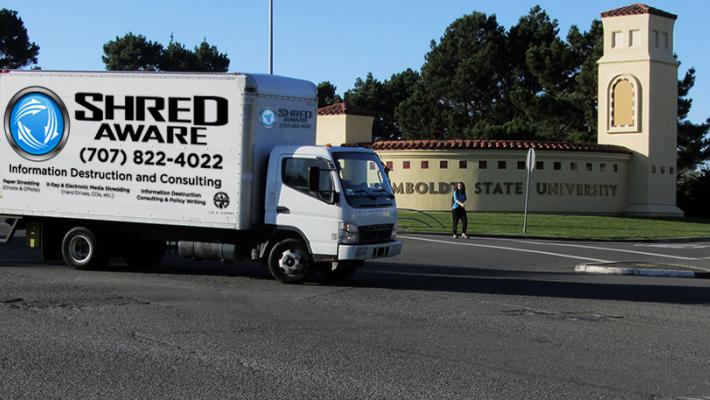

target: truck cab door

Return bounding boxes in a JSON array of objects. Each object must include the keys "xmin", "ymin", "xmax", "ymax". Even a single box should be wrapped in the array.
[{"xmin": 266, "ymin": 155, "xmax": 341, "ymax": 256}]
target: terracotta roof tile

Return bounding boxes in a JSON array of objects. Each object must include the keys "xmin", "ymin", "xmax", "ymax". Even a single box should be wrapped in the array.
[
  {"xmin": 317, "ymin": 102, "xmax": 376, "ymax": 117},
  {"xmin": 601, "ymin": 3, "xmax": 677, "ymax": 19},
  {"xmin": 367, "ymin": 139, "xmax": 632, "ymax": 154}
]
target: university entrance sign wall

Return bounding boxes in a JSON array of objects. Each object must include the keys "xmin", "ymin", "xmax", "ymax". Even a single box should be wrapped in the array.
[{"xmin": 372, "ymin": 140, "xmax": 631, "ymax": 214}]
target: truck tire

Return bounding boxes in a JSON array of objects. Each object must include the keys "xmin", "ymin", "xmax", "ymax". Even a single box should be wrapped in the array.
[
  {"xmin": 122, "ymin": 241, "xmax": 166, "ymax": 268},
  {"xmin": 267, "ymin": 238, "xmax": 315, "ymax": 284},
  {"xmin": 61, "ymin": 227, "xmax": 109, "ymax": 270},
  {"xmin": 317, "ymin": 260, "xmax": 364, "ymax": 281}
]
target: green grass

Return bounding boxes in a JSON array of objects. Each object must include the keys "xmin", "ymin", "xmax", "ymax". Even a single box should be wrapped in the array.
[{"xmin": 397, "ymin": 210, "xmax": 710, "ymax": 240}]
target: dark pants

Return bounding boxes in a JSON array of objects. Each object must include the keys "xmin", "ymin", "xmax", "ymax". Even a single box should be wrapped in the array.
[{"xmin": 452, "ymin": 207, "xmax": 467, "ymax": 235}]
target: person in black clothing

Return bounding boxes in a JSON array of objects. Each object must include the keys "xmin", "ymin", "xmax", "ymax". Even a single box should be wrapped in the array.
[{"xmin": 451, "ymin": 182, "xmax": 468, "ymax": 239}]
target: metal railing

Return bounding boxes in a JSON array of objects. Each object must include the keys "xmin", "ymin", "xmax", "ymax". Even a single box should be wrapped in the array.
[{"xmin": 396, "ymin": 208, "xmax": 445, "ymax": 233}]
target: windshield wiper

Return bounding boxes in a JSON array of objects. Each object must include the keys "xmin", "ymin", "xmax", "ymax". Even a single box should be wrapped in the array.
[
  {"xmin": 373, "ymin": 188, "xmax": 395, "ymax": 199},
  {"xmin": 349, "ymin": 189, "xmax": 377, "ymax": 200}
]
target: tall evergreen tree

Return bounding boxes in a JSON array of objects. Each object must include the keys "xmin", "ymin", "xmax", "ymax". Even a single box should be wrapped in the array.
[
  {"xmin": 504, "ymin": 11, "xmax": 603, "ymax": 142},
  {"xmin": 677, "ymin": 67, "xmax": 710, "ymax": 172},
  {"xmin": 0, "ymin": 9, "xmax": 40, "ymax": 69},
  {"xmin": 161, "ymin": 38, "xmax": 198, "ymax": 72},
  {"xmin": 193, "ymin": 40, "xmax": 229, "ymax": 72},
  {"xmin": 103, "ymin": 34, "xmax": 229, "ymax": 72},
  {"xmin": 507, "ymin": 6, "xmax": 559, "ymax": 93},
  {"xmin": 102, "ymin": 33, "xmax": 163, "ymax": 71},
  {"xmin": 395, "ymin": 12, "xmax": 510, "ymax": 139},
  {"xmin": 316, "ymin": 81, "xmax": 342, "ymax": 108},
  {"xmin": 566, "ymin": 20, "xmax": 604, "ymax": 142},
  {"xmin": 345, "ymin": 73, "xmax": 387, "ymax": 111},
  {"xmin": 345, "ymin": 69, "xmax": 420, "ymax": 140},
  {"xmin": 507, "ymin": 7, "xmax": 577, "ymax": 140}
]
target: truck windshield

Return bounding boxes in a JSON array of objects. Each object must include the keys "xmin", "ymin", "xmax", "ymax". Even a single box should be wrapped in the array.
[{"xmin": 333, "ymin": 152, "xmax": 395, "ymax": 208}]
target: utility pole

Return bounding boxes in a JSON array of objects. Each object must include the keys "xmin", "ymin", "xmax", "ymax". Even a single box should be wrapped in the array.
[{"xmin": 268, "ymin": 0, "xmax": 273, "ymax": 74}]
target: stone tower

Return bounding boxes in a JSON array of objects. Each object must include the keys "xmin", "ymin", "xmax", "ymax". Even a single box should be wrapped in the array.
[{"xmin": 597, "ymin": 4, "xmax": 683, "ymax": 216}]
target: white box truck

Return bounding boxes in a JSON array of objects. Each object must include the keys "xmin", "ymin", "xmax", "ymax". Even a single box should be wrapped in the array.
[{"xmin": 0, "ymin": 70, "xmax": 401, "ymax": 283}]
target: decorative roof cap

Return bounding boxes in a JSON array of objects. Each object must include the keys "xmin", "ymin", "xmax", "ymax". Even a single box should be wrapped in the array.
[
  {"xmin": 317, "ymin": 102, "xmax": 375, "ymax": 117},
  {"xmin": 601, "ymin": 3, "xmax": 677, "ymax": 20},
  {"xmin": 369, "ymin": 139, "xmax": 632, "ymax": 154}
]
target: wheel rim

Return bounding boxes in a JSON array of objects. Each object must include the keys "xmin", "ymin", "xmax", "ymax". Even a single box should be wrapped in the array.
[
  {"xmin": 277, "ymin": 248, "xmax": 307, "ymax": 277},
  {"xmin": 68, "ymin": 235, "xmax": 93, "ymax": 264}
]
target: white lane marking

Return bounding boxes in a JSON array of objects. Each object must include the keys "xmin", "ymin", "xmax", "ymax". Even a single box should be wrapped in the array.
[
  {"xmin": 481, "ymin": 237, "xmax": 700, "ymax": 261},
  {"xmin": 400, "ymin": 236, "xmax": 610, "ymax": 263}
]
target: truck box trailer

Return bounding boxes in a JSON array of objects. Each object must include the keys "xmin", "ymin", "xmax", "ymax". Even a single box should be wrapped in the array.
[{"xmin": 0, "ymin": 70, "xmax": 401, "ymax": 282}]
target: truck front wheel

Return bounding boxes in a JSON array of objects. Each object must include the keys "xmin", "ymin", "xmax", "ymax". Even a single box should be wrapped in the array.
[
  {"xmin": 267, "ymin": 238, "xmax": 314, "ymax": 284},
  {"xmin": 61, "ymin": 227, "xmax": 109, "ymax": 270}
]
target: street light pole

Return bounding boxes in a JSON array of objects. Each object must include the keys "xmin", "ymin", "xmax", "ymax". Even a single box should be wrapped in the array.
[{"xmin": 268, "ymin": 0, "xmax": 273, "ymax": 75}]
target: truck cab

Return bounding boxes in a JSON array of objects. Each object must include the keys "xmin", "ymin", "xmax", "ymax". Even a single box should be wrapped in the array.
[{"xmin": 263, "ymin": 145, "xmax": 401, "ymax": 282}]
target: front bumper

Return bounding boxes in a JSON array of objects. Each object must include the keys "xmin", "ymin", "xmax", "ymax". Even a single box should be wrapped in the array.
[{"xmin": 338, "ymin": 240, "xmax": 402, "ymax": 261}]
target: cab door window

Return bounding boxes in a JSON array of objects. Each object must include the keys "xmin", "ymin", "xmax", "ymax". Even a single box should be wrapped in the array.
[{"xmin": 282, "ymin": 157, "xmax": 334, "ymax": 202}]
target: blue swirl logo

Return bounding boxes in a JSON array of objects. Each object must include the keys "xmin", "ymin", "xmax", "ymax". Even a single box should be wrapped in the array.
[
  {"xmin": 260, "ymin": 108, "xmax": 276, "ymax": 128},
  {"xmin": 4, "ymin": 88, "xmax": 69, "ymax": 161}
]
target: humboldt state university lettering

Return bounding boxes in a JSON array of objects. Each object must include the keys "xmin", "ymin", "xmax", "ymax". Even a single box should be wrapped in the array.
[
  {"xmin": 392, "ymin": 181, "xmax": 618, "ymax": 197},
  {"xmin": 392, "ymin": 181, "xmax": 457, "ymax": 195},
  {"xmin": 536, "ymin": 183, "xmax": 617, "ymax": 197}
]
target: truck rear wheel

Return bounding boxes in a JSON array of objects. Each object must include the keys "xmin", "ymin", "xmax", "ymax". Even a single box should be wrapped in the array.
[
  {"xmin": 61, "ymin": 227, "xmax": 109, "ymax": 270},
  {"xmin": 122, "ymin": 241, "xmax": 166, "ymax": 268},
  {"xmin": 317, "ymin": 260, "xmax": 364, "ymax": 281},
  {"xmin": 267, "ymin": 238, "xmax": 314, "ymax": 284}
]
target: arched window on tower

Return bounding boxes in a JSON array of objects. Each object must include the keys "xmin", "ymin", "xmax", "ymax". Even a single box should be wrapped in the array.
[{"xmin": 609, "ymin": 75, "xmax": 640, "ymax": 133}]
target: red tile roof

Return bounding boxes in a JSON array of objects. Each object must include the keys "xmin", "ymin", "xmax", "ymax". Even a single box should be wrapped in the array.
[
  {"xmin": 601, "ymin": 3, "xmax": 677, "ymax": 20},
  {"xmin": 368, "ymin": 140, "xmax": 632, "ymax": 154},
  {"xmin": 317, "ymin": 102, "xmax": 376, "ymax": 117}
]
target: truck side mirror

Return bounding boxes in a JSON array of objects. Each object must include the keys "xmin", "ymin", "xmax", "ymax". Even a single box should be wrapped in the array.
[{"xmin": 308, "ymin": 166, "xmax": 320, "ymax": 192}]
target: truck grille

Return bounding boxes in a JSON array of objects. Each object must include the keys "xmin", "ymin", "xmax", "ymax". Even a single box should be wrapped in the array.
[{"xmin": 359, "ymin": 224, "xmax": 394, "ymax": 244}]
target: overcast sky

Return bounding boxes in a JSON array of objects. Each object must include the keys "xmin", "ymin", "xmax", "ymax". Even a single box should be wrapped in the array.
[{"xmin": 5, "ymin": 0, "xmax": 708, "ymax": 123}]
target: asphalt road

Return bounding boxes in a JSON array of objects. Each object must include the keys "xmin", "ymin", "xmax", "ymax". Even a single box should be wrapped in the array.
[{"xmin": 1, "ymin": 230, "xmax": 710, "ymax": 400}]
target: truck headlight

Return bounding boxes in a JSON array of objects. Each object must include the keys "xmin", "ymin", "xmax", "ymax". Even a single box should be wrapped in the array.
[{"xmin": 339, "ymin": 223, "xmax": 359, "ymax": 244}]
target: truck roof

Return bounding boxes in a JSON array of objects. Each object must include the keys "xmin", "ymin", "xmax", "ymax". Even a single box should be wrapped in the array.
[
  {"xmin": 272, "ymin": 145, "xmax": 376, "ymax": 157},
  {"xmin": 243, "ymin": 74, "xmax": 316, "ymax": 99},
  {"xmin": 1, "ymin": 70, "xmax": 316, "ymax": 100}
]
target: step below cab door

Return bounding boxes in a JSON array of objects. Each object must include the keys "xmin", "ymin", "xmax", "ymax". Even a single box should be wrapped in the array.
[{"xmin": 265, "ymin": 154, "xmax": 341, "ymax": 256}]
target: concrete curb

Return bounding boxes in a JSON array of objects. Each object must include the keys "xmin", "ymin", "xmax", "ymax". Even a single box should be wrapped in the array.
[{"xmin": 575, "ymin": 263, "xmax": 710, "ymax": 279}]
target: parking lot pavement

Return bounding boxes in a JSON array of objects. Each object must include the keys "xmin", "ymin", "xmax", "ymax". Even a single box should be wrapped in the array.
[
  {"xmin": 398, "ymin": 234, "xmax": 710, "ymax": 271},
  {"xmin": 2, "ymin": 233, "xmax": 710, "ymax": 399}
]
